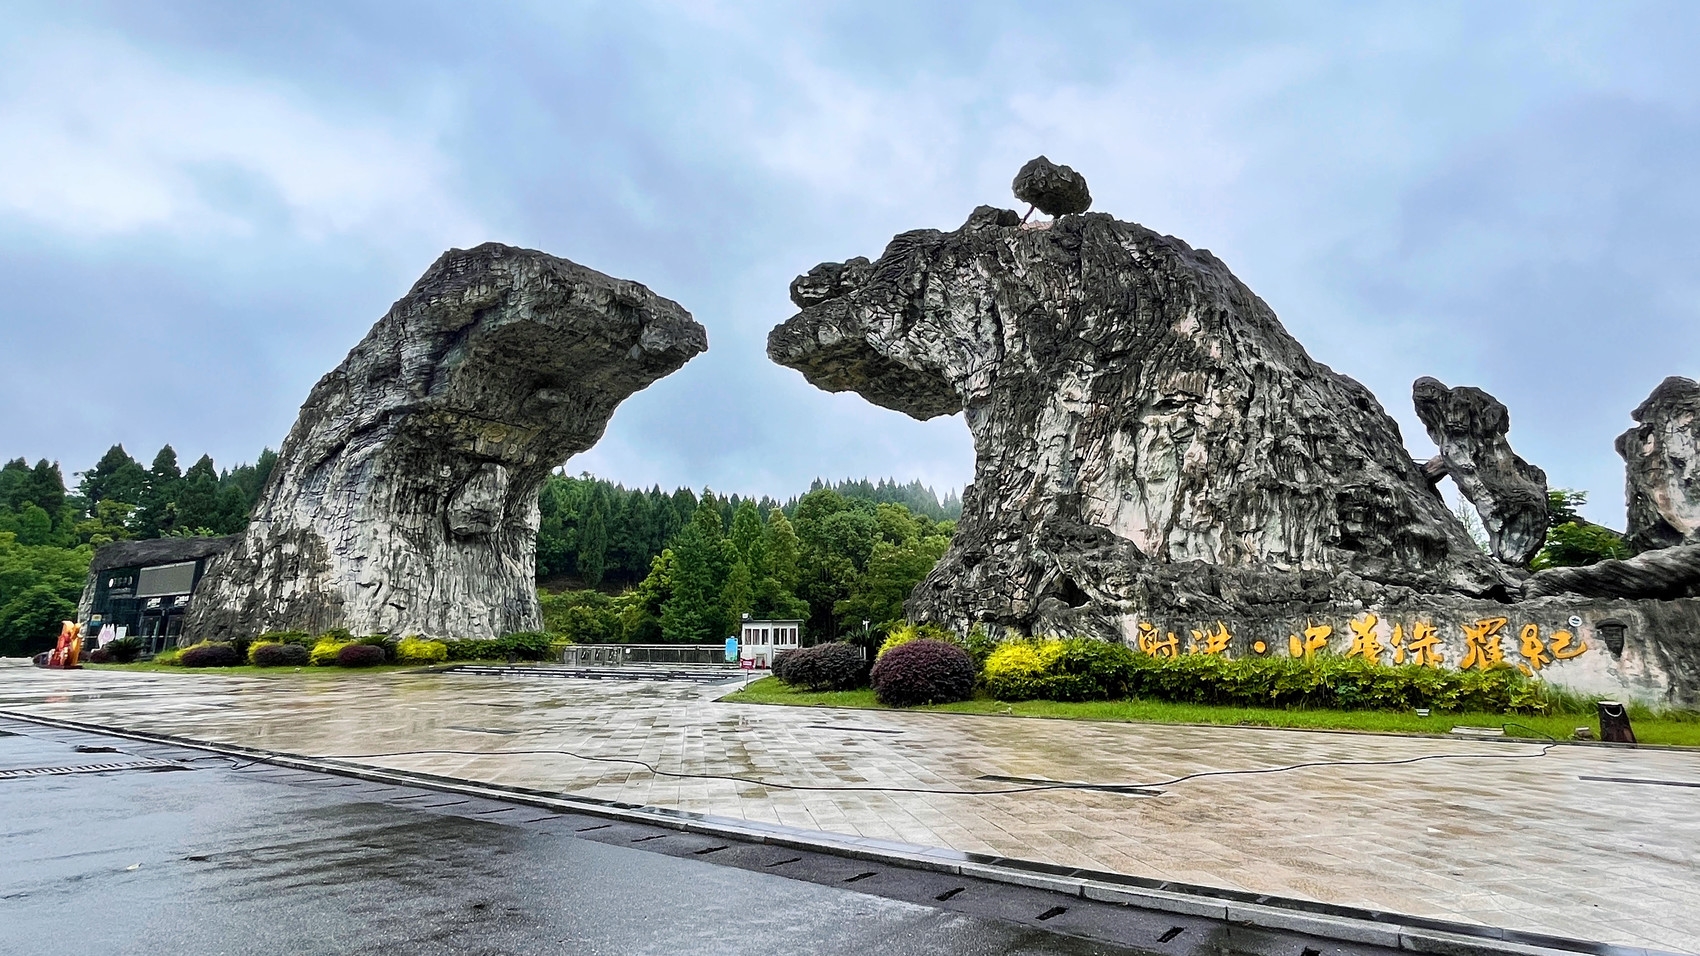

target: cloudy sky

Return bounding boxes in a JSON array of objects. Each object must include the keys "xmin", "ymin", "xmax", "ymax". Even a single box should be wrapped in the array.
[{"xmin": 2, "ymin": 1, "xmax": 1696, "ymax": 525}]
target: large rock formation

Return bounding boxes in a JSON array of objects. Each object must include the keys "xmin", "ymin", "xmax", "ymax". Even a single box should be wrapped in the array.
[
  {"xmin": 1012, "ymin": 156, "xmax": 1091, "ymax": 217},
  {"xmin": 1616, "ymin": 376, "xmax": 1700, "ymax": 554},
  {"xmin": 769, "ymin": 199, "xmax": 1512, "ymax": 641},
  {"xmin": 1411, "ymin": 377, "xmax": 1549, "ymax": 566},
  {"xmin": 187, "ymin": 243, "xmax": 707, "ymax": 640}
]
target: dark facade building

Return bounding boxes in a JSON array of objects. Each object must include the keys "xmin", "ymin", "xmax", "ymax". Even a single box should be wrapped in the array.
[{"xmin": 78, "ymin": 536, "xmax": 238, "ymax": 653}]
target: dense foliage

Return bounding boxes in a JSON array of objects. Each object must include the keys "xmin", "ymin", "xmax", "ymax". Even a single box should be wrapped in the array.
[
  {"xmin": 771, "ymin": 641, "xmax": 867, "ymax": 691},
  {"xmin": 179, "ymin": 641, "xmax": 243, "ymax": 668},
  {"xmin": 396, "ymin": 637, "xmax": 449, "ymax": 664},
  {"xmin": 982, "ymin": 637, "xmax": 1553, "ymax": 713},
  {"xmin": 0, "ymin": 444, "xmax": 275, "ymax": 656},
  {"xmin": 336, "ymin": 643, "xmax": 386, "ymax": 667},
  {"xmin": 539, "ymin": 486, "xmax": 952, "ymax": 645},
  {"xmin": 249, "ymin": 641, "xmax": 309, "ymax": 667},
  {"xmin": 1532, "ymin": 490, "xmax": 1631, "ymax": 569},
  {"xmin": 870, "ymin": 639, "xmax": 976, "ymax": 706}
]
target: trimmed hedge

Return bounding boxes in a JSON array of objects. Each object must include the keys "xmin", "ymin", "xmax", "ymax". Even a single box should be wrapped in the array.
[
  {"xmin": 336, "ymin": 643, "xmax": 386, "ymax": 668},
  {"xmin": 774, "ymin": 642, "xmax": 867, "ymax": 691},
  {"xmin": 871, "ymin": 639, "xmax": 976, "ymax": 707},
  {"xmin": 443, "ymin": 631, "xmax": 554, "ymax": 662},
  {"xmin": 983, "ymin": 637, "xmax": 1554, "ymax": 713},
  {"xmin": 250, "ymin": 642, "xmax": 309, "ymax": 667},
  {"xmin": 309, "ymin": 640, "xmax": 350, "ymax": 666},
  {"xmin": 179, "ymin": 642, "xmax": 243, "ymax": 668},
  {"xmin": 396, "ymin": 637, "xmax": 448, "ymax": 664}
]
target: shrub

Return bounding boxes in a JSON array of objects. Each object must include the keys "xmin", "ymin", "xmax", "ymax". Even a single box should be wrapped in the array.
[
  {"xmin": 355, "ymin": 634, "xmax": 396, "ymax": 662},
  {"xmin": 444, "ymin": 638, "xmax": 501, "ymax": 661},
  {"xmin": 152, "ymin": 647, "xmax": 182, "ymax": 666},
  {"xmin": 983, "ymin": 638, "xmax": 1137, "ymax": 702},
  {"xmin": 876, "ymin": 622, "xmax": 954, "ymax": 658},
  {"xmin": 494, "ymin": 631, "xmax": 553, "ymax": 661},
  {"xmin": 770, "ymin": 648, "xmax": 796, "ymax": 683},
  {"xmin": 179, "ymin": 642, "xmax": 243, "ymax": 668},
  {"xmin": 250, "ymin": 642, "xmax": 309, "ymax": 667},
  {"xmin": 395, "ymin": 637, "xmax": 449, "ymax": 665},
  {"xmin": 871, "ymin": 639, "xmax": 976, "ymax": 707},
  {"xmin": 775, "ymin": 642, "xmax": 867, "ymax": 691},
  {"xmin": 318, "ymin": 627, "xmax": 355, "ymax": 644},
  {"xmin": 258, "ymin": 630, "xmax": 314, "ymax": 647},
  {"xmin": 106, "ymin": 636, "xmax": 145, "ymax": 663},
  {"xmin": 336, "ymin": 643, "xmax": 386, "ymax": 667},
  {"xmin": 309, "ymin": 640, "xmax": 351, "ymax": 666}
]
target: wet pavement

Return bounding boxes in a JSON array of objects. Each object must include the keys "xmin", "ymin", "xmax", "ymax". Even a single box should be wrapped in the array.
[
  {"xmin": 0, "ymin": 720, "xmax": 1147, "ymax": 955},
  {"xmin": 1, "ymin": 662, "xmax": 1697, "ymax": 952}
]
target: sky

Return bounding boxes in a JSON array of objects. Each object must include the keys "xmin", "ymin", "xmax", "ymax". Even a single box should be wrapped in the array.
[{"xmin": 2, "ymin": 1, "xmax": 1697, "ymax": 526}]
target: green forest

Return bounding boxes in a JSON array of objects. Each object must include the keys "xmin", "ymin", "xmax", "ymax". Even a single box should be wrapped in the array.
[{"xmin": 0, "ymin": 442, "xmax": 959, "ymax": 656}]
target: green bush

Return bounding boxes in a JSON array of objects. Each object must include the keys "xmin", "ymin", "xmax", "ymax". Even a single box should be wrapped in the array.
[
  {"xmin": 983, "ymin": 637, "xmax": 1139, "ymax": 702},
  {"xmin": 444, "ymin": 638, "xmax": 499, "ymax": 661},
  {"xmin": 877, "ymin": 622, "xmax": 995, "ymax": 671},
  {"xmin": 981, "ymin": 638, "xmax": 1555, "ymax": 713},
  {"xmin": 309, "ymin": 640, "xmax": 351, "ymax": 666},
  {"xmin": 494, "ymin": 631, "xmax": 553, "ymax": 661},
  {"xmin": 258, "ymin": 630, "xmax": 314, "ymax": 647},
  {"xmin": 396, "ymin": 636, "xmax": 448, "ymax": 664},
  {"xmin": 106, "ymin": 636, "xmax": 144, "ymax": 663},
  {"xmin": 354, "ymin": 634, "xmax": 396, "ymax": 662}
]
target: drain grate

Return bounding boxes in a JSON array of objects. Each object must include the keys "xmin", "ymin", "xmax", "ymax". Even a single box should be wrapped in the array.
[
  {"xmin": 1579, "ymin": 774, "xmax": 1700, "ymax": 789},
  {"xmin": 0, "ymin": 759, "xmax": 184, "ymax": 779}
]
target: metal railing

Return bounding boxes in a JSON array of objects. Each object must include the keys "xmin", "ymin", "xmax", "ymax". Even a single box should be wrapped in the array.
[{"xmin": 558, "ymin": 643, "xmax": 735, "ymax": 667}]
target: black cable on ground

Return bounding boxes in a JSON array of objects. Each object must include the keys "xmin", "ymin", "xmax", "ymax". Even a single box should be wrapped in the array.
[{"xmin": 314, "ymin": 729, "xmax": 1560, "ymax": 797}]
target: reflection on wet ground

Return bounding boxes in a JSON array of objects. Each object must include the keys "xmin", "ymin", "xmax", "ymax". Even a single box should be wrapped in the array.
[{"xmin": 1, "ymin": 661, "xmax": 1696, "ymax": 952}]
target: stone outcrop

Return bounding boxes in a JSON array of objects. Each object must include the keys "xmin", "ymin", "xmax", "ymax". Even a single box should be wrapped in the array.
[
  {"xmin": 1616, "ymin": 376, "xmax": 1700, "ymax": 554},
  {"xmin": 1411, "ymin": 377, "xmax": 1549, "ymax": 566},
  {"xmin": 1012, "ymin": 156, "xmax": 1092, "ymax": 217},
  {"xmin": 1525, "ymin": 543, "xmax": 1700, "ymax": 600},
  {"xmin": 187, "ymin": 243, "xmax": 706, "ymax": 640},
  {"xmin": 769, "ymin": 197, "xmax": 1512, "ymax": 642}
]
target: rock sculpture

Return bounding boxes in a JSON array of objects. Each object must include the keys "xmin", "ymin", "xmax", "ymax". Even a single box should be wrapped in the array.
[
  {"xmin": 1411, "ymin": 377, "xmax": 1549, "ymax": 566},
  {"xmin": 770, "ymin": 179, "xmax": 1511, "ymax": 640},
  {"xmin": 187, "ymin": 243, "xmax": 707, "ymax": 640},
  {"xmin": 1011, "ymin": 156, "xmax": 1092, "ymax": 218},
  {"xmin": 1525, "ymin": 543, "xmax": 1700, "ymax": 599},
  {"xmin": 1616, "ymin": 376, "xmax": 1700, "ymax": 554}
]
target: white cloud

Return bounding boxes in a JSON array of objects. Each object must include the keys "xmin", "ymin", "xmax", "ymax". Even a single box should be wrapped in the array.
[{"xmin": 0, "ymin": 31, "xmax": 481, "ymax": 242}]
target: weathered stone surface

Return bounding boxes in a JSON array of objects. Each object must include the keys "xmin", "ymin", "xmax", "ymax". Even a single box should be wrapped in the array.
[
  {"xmin": 1411, "ymin": 377, "xmax": 1549, "ymax": 566},
  {"xmin": 1616, "ymin": 375, "xmax": 1700, "ymax": 554},
  {"xmin": 768, "ymin": 203, "xmax": 1514, "ymax": 642},
  {"xmin": 1525, "ymin": 543, "xmax": 1700, "ymax": 600},
  {"xmin": 1011, "ymin": 156, "xmax": 1092, "ymax": 217},
  {"xmin": 187, "ymin": 243, "xmax": 706, "ymax": 640}
]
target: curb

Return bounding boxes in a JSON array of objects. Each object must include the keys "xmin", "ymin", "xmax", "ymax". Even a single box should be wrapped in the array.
[{"xmin": 0, "ymin": 708, "xmax": 1677, "ymax": 956}]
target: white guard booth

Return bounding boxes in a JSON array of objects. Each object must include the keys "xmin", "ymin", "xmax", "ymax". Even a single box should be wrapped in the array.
[{"xmin": 739, "ymin": 619, "xmax": 802, "ymax": 668}]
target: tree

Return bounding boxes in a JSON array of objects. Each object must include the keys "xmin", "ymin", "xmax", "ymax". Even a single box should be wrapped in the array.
[
  {"xmin": 577, "ymin": 501, "xmax": 609, "ymax": 587},
  {"xmin": 1533, "ymin": 489, "xmax": 1629, "ymax": 569},
  {"xmin": 80, "ymin": 445, "xmax": 149, "ymax": 507},
  {"xmin": 136, "ymin": 445, "xmax": 184, "ymax": 537},
  {"xmin": 763, "ymin": 510, "xmax": 802, "ymax": 594}
]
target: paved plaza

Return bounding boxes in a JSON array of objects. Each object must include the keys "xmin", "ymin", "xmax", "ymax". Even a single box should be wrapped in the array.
[{"xmin": 1, "ymin": 661, "xmax": 1696, "ymax": 953}]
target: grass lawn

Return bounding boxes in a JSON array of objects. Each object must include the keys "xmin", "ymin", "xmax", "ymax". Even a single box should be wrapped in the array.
[{"xmin": 723, "ymin": 677, "xmax": 1700, "ymax": 748}]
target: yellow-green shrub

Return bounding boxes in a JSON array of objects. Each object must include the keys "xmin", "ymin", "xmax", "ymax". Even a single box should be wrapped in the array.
[
  {"xmin": 877, "ymin": 622, "xmax": 960, "ymax": 659},
  {"xmin": 246, "ymin": 641, "xmax": 279, "ymax": 665},
  {"xmin": 309, "ymin": 640, "xmax": 350, "ymax": 666},
  {"xmin": 395, "ymin": 636, "xmax": 448, "ymax": 664}
]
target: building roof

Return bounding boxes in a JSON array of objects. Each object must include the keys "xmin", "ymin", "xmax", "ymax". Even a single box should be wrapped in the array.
[{"xmin": 90, "ymin": 535, "xmax": 239, "ymax": 573}]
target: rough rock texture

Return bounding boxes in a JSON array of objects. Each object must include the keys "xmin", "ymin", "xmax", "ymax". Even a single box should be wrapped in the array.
[
  {"xmin": 1011, "ymin": 156, "xmax": 1092, "ymax": 217},
  {"xmin": 1616, "ymin": 376, "xmax": 1700, "ymax": 554},
  {"xmin": 187, "ymin": 243, "xmax": 706, "ymax": 640},
  {"xmin": 1525, "ymin": 543, "xmax": 1700, "ymax": 600},
  {"xmin": 1411, "ymin": 377, "xmax": 1549, "ymax": 566},
  {"xmin": 770, "ymin": 204, "xmax": 1512, "ymax": 641}
]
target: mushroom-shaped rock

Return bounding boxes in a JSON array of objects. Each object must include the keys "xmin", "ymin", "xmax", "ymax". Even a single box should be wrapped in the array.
[
  {"xmin": 1617, "ymin": 376, "xmax": 1700, "ymax": 553},
  {"xmin": 186, "ymin": 243, "xmax": 707, "ymax": 640},
  {"xmin": 767, "ymin": 207, "xmax": 1506, "ymax": 639},
  {"xmin": 1411, "ymin": 377, "xmax": 1549, "ymax": 567},
  {"xmin": 1012, "ymin": 156, "xmax": 1092, "ymax": 217}
]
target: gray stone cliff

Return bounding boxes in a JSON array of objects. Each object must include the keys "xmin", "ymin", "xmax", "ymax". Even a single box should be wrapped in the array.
[
  {"xmin": 1617, "ymin": 375, "xmax": 1700, "ymax": 554},
  {"xmin": 187, "ymin": 243, "xmax": 707, "ymax": 640},
  {"xmin": 1412, "ymin": 377, "xmax": 1549, "ymax": 567},
  {"xmin": 769, "ymin": 204, "xmax": 1514, "ymax": 642}
]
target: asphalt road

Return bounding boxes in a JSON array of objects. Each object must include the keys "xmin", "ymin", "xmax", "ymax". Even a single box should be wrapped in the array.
[{"xmin": 0, "ymin": 722, "xmax": 1143, "ymax": 956}]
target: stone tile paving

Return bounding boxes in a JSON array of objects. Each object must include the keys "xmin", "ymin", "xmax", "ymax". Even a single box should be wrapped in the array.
[{"xmin": 2, "ymin": 661, "xmax": 1696, "ymax": 952}]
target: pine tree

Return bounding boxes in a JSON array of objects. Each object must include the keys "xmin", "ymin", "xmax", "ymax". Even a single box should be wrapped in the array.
[
  {"xmin": 577, "ymin": 501, "xmax": 608, "ymax": 587},
  {"xmin": 80, "ymin": 445, "xmax": 150, "ymax": 508}
]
